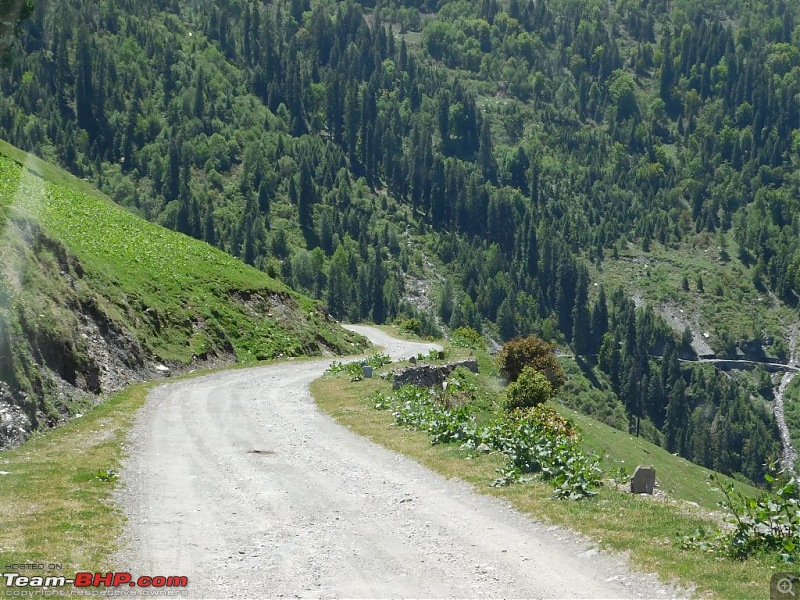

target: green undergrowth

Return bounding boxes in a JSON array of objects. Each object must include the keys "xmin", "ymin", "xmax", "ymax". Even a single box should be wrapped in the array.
[
  {"xmin": 371, "ymin": 379, "xmax": 601, "ymax": 498},
  {"xmin": 682, "ymin": 470, "xmax": 800, "ymax": 562},
  {"xmin": 312, "ymin": 344, "xmax": 783, "ymax": 599},
  {"xmin": 328, "ymin": 351, "xmax": 393, "ymax": 381}
]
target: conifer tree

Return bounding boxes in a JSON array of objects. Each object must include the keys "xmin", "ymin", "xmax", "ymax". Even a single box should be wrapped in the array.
[
  {"xmin": 590, "ymin": 286, "xmax": 608, "ymax": 354},
  {"xmin": 371, "ymin": 250, "xmax": 385, "ymax": 324},
  {"xmin": 571, "ymin": 270, "xmax": 591, "ymax": 354}
]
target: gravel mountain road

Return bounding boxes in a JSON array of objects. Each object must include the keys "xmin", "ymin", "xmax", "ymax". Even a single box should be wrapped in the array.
[{"xmin": 117, "ymin": 325, "xmax": 682, "ymax": 599}]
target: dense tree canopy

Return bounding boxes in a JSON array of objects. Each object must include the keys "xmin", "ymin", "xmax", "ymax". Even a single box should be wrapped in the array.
[{"xmin": 0, "ymin": 0, "xmax": 794, "ymax": 483}]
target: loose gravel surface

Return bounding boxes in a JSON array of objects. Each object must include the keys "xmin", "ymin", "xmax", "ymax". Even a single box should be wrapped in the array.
[{"xmin": 117, "ymin": 325, "xmax": 684, "ymax": 599}]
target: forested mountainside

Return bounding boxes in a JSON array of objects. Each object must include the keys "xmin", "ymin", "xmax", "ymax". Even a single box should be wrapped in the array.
[{"xmin": 1, "ymin": 0, "xmax": 797, "ymax": 481}]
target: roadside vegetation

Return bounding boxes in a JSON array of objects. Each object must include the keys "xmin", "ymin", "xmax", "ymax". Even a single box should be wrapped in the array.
[
  {"xmin": 313, "ymin": 329, "xmax": 792, "ymax": 599},
  {"xmin": 0, "ymin": 383, "xmax": 153, "ymax": 582}
]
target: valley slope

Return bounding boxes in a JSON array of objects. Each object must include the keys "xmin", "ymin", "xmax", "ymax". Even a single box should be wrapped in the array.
[
  {"xmin": 0, "ymin": 0, "xmax": 798, "ymax": 482},
  {"xmin": 0, "ymin": 143, "xmax": 365, "ymax": 448}
]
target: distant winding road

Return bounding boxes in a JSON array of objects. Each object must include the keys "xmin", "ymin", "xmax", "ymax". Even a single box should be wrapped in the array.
[{"xmin": 116, "ymin": 325, "xmax": 681, "ymax": 599}]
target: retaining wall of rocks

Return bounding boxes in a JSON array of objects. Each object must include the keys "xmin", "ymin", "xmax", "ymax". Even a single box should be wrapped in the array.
[{"xmin": 392, "ymin": 359, "xmax": 479, "ymax": 390}]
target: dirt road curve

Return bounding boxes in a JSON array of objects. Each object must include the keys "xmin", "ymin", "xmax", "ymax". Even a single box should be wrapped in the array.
[{"xmin": 117, "ymin": 325, "xmax": 682, "ymax": 599}]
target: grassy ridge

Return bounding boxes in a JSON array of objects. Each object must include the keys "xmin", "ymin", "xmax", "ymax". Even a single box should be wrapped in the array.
[
  {"xmin": 0, "ymin": 138, "xmax": 110, "ymax": 202},
  {"xmin": 0, "ymin": 141, "xmax": 365, "ymax": 442}
]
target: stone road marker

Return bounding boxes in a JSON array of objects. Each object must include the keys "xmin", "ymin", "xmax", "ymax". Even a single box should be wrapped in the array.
[{"xmin": 631, "ymin": 465, "xmax": 656, "ymax": 494}]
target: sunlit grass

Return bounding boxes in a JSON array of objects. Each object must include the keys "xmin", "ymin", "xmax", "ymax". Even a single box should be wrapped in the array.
[
  {"xmin": 312, "ymin": 371, "xmax": 781, "ymax": 600},
  {"xmin": 592, "ymin": 237, "xmax": 794, "ymax": 356},
  {"xmin": 0, "ymin": 383, "xmax": 152, "ymax": 583},
  {"xmin": 0, "ymin": 149, "xmax": 365, "ymax": 368}
]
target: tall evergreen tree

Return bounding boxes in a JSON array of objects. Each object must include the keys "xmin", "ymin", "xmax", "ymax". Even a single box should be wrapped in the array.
[
  {"xmin": 370, "ymin": 250, "xmax": 384, "ymax": 324},
  {"xmin": 572, "ymin": 270, "xmax": 591, "ymax": 354},
  {"xmin": 665, "ymin": 378, "xmax": 688, "ymax": 453},
  {"xmin": 298, "ymin": 161, "xmax": 317, "ymax": 239},
  {"xmin": 590, "ymin": 285, "xmax": 608, "ymax": 354},
  {"xmin": 478, "ymin": 117, "xmax": 497, "ymax": 184},
  {"xmin": 75, "ymin": 29, "xmax": 94, "ymax": 132}
]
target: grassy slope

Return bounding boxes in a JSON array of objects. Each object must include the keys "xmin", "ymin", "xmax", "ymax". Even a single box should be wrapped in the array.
[
  {"xmin": 563, "ymin": 405, "xmax": 757, "ymax": 509},
  {"xmin": 0, "ymin": 383, "xmax": 153, "ymax": 576},
  {"xmin": 0, "ymin": 141, "xmax": 366, "ymax": 439},
  {"xmin": 312, "ymin": 350, "xmax": 775, "ymax": 600},
  {"xmin": 0, "ymin": 138, "xmax": 110, "ymax": 202},
  {"xmin": 592, "ymin": 236, "xmax": 795, "ymax": 357},
  {"xmin": 0, "ymin": 150, "xmax": 361, "ymax": 362}
]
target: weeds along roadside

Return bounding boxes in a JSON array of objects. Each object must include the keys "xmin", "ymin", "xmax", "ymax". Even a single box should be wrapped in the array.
[{"xmin": 311, "ymin": 341, "xmax": 788, "ymax": 600}]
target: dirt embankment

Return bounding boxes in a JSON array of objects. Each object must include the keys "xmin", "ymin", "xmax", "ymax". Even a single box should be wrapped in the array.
[{"xmin": 0, "ymin": 221, "xmax": 356, "ymax": 449}]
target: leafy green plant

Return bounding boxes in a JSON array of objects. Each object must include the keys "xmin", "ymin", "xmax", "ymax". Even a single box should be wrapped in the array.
[
  {"xmin": 328, "ymin": 352, "xmax": 393, "ymax": 381},
  {"xmin": 365, "ymin": 352, "xmax": 392, "ymax": 368},
  {"xmin": 450, "ymin": 326, "xmax": 486, "ymax": 350},
  {"xmin": 441, "ymin": 369, "xmax": 480, "ymax": 409},
  {"xmin": 371, "ymin": 386, "xmax": 600, "ymax": 499},
  {"xmin": 613, "ymin": 466, "xmax": 629, "ymax": 486},
  {"xmin": 484, "ymin": 406, "xmax": 601, "ymax": 500},
  {"xmin": 92, "ymin": 469, "xmax": 119, "ymax": 482},
  {"xmin": 503, "ymin": 366, "xmax": 553, "ymax": 411},
  {"xmin": 682, "ymin": 468, "xmax": 800, "ymax": 562},
  {"xmin": 373, "ymin": 385, "xmax": 477, "ymax": 445},
  {"xmin": 327, "ymin": 360, "xmax": 362, "ymax": 377}
]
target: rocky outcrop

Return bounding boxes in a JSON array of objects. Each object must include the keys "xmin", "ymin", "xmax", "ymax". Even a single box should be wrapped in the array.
[
  {"xmin": 0, "ymin": 383, "xmax": 29, "ymax": 449},
  {"xmin": 392, "ymin": 359, "xmax": 479, "ymax": 390}
]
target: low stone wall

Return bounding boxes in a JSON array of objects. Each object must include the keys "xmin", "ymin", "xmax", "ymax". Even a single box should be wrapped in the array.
[{"xmin": 392, "ymin": 359, "xmax": 479, "ymax": 390}]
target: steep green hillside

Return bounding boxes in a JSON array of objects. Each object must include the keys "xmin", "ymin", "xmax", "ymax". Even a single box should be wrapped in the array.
[
  {"xmin": 0, "ymin": 0, "xmax": 797, "ymax": 481},
  {"xmin": 0, "ymin": 145, "xmax": 365, "ymax": 447}
]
